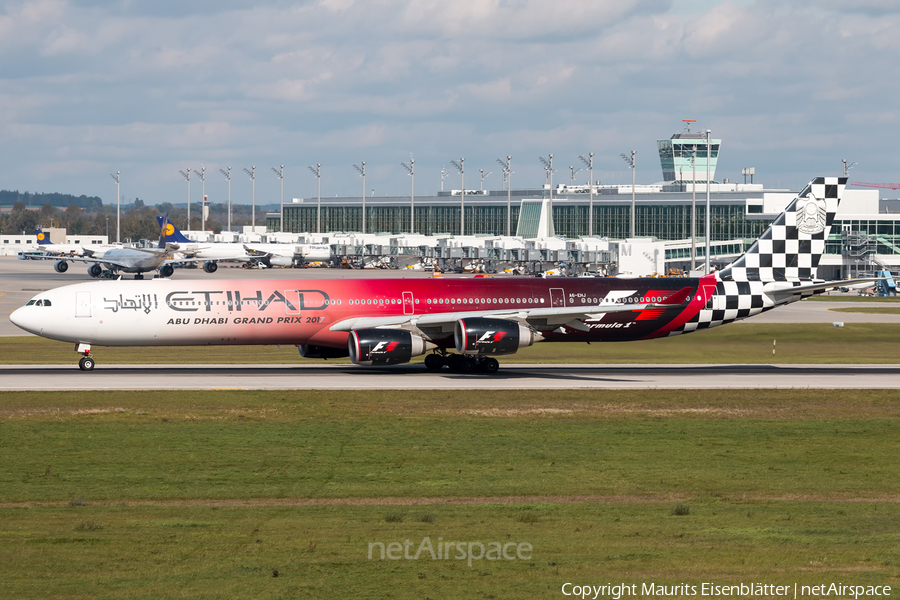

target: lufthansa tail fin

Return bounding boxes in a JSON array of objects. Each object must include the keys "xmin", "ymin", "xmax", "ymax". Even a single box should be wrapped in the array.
[
  {"xmin": 718, "ymin": 177, "xmax": 845, "ymax": 283},
  {"xmin": 155, "ymin": 216, "xmax": 192, "ymax": 244},
  {"xmin": 34, "ymin": 228, "xmax": 51, "ymax": 245}
]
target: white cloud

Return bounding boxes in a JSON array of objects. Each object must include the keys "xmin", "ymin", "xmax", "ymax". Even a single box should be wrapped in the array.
[{"xmin": 1, "ymin": 0, "xmax": 900, "ymax": 202}]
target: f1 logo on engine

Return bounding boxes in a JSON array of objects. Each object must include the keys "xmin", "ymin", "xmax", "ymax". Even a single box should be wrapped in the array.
[
  {"xmin": 477, "ymin": 331, "xmax": 507, "ymax": 344},
  {"xmin": 371, "ymin": 341, "xmax": 400, "ymax": 354}
]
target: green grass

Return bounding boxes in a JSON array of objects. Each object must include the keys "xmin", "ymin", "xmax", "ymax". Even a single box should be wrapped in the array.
[
  {"xmin": 1, "ymin": 390, "xmax": 899, "ymax": 598},
  {"xmin": 830, "ymin": 306, "xmax": 900, "ymax": 314},
  {"xmin": 4, "ymin": 322, "xmax": 900, "ymax": 364},
  {"xmin": 807, "ymin": 295, "xmax": 900, "ymax": 302}
]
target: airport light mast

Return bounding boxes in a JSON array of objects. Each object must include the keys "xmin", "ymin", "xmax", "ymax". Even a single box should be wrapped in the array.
[
  {"xmin": 620, "ymin": 151, "xmax": 636, "ymax": 238},
  {"xmin": 353, "ymin": 161, "xmax": 366, "ymax": 234},
  {"xmin": 451, "ymin": 158, "xmax": 465, "ymax": 236},
  {"xmin": 219, "ymin": 167, "xmax": 232, "ymax": 234},
  {"xmin": 243, "ymin": 166, "xmax": 256, "ymax": 233},
  {"xmin": 497, "ymin": 156, "xmax": 512, "ymax": 236},
  {"xmin": 479, "ymin": 169, "xmax": 491, "ymax": 193},
  {"xmin": 272, "ymin": 165, "xmax": 284, "ymax": 233},
  {"xmin": 539, "ymin": 154, "xmax": 555, "ymax": 232},
  {"xmin": 579, "ymin": 153, "xmax": 594, "ymax": 237},
  {"xmin": 705, "ymin": 130, "xmax": 711, "ymax": 274},
  {"xmin": 193, "ymin": 165, "xmax": 206, "ymax": 232},
  {"xmin": 110, "ymin": 171, "xmax": 120, "ymax": 243},
  {"xmin": 178, "ymin": 167, "xmax": 191, "ymax": 230},
  {"xmin": 401, "ymin": 156, "xmax": 415, "ymax": 234},
  {"xmin": 308, "ymin": 163, "xmax": 322, "ymax": 233},
  {"xmin": 440, "ymin": 167, "xmax": 450, "ymax": 192},
  {"xmin": 569, "ymin": 166, "xmax": 581, "ymax": 184}
]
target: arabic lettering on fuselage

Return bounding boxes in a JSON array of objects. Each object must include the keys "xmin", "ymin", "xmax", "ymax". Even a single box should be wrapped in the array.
[{"xmin": 103, "ymin": 294, "xmax": 159, "ymax": 314}]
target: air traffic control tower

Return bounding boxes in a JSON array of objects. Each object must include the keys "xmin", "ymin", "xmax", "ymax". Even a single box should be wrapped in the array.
[{"xmin": 657, "ymin": 121, "xmax": 720, "ymax": 184}]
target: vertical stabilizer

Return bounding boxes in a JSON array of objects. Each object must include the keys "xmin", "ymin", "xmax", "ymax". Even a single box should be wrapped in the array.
[{"xmin": 718, "ymin": 176, "xmax": 845, "ymax": 283}]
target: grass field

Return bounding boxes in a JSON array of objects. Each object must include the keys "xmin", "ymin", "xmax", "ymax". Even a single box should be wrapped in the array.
[
  {"xmin": 4, "ymin": 322, "xmax": 900, "ymax": 365},
  {"xmin": 1, "ymin": 390, "xmax": 898, "ymax": 599}
]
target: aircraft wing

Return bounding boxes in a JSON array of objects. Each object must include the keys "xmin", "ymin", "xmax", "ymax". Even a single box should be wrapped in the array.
[
  {"xmin": 330, "ymin": 286, "xmax": 694, "ymax": 334},
  {"xmin": 763, "ymin": 277, "xmax": 884, "ymax": 297},
  {"xmin": 57, "ymin": 255, "xmax": 137, "ymax": 269}
]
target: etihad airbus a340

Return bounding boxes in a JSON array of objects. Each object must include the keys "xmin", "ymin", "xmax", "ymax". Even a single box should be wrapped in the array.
[{"xmin": 11, "ymin": 177, "xmax": 870, "ymax": 373}]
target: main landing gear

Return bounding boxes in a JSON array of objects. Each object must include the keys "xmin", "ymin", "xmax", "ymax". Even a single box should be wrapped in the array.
[
  {"xmin": 76, "ymin": 343, "xmax": 95, "ymax": 371},
  {"xmin": 424, "ymin": 352, "xmax": 500, "ymax": 374}
]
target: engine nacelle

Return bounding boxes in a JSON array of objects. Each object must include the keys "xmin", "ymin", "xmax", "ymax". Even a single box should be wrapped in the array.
[
  {"xmin": 88, "ymin": 264, "xmax": 103, "ymax": 278},
  {"xmin": 203, "ymin": 261, "xmax": 218, "ymax": 273},
  {"xmin": 348, "ymin": 329, "xmax": 434, "ymax": 366},
  {"xmin": 298, "ymin": 344, "xmax": 350, "ymax": 360},
  {"xmin": 267, "ymin": 255, "xmax": 293, "ymax": 267},
  {"xmin": 159, "ymin": 264, "xmax": 174, "ymax": 278},
  {"xmin": 454, "ymin": 318, "xmax": 541, "ymax": 356},
  {"xmin": 54, "ymin": 260, "xmax": 69, "ymax": 273}
]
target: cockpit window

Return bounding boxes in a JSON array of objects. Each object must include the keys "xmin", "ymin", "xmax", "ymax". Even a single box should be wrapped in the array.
[
  {"xmin": 43, "ymin": 300, "xmax": 51, "ymax": 306},
  {"xmin": 26, "ymin": 300, "xmax": 36, "ymax": 306},
  {"xmin": 26, "ymin": 299, "xmax": 51, "ymax": 307}
]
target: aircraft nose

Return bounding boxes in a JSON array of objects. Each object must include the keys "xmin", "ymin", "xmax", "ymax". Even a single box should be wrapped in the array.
[{"xmin": 9, "ymin": 306, "xmax": 41, "ymax": 335}]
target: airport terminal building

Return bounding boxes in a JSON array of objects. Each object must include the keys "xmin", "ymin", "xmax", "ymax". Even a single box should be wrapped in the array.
[{"xmin": 270, "ymin": 128, "xmax": 897, "ymax": 278}]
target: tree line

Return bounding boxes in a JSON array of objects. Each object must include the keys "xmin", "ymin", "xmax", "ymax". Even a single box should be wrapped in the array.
[{"xmin": 1, "ymin": 199, "xmax": 265, "ymax": 242}]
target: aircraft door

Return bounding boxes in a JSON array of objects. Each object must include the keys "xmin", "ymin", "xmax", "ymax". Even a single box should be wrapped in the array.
[
  {"xmin": 550, "ymin": 288, "xmax": 566, "ymax": 308},
  {"xmin": 283, "ymin": 290, "xmax": 301, "ymax": 315},
  {"xmin": 402, "ymin": 292, "xmax": 414, "ymax": 315},
  {"xmin": 75, "ymin": 291, "xmax": 91, "ymax": 318}
]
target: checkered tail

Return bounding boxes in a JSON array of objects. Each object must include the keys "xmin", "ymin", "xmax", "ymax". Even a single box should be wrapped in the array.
[{"xmin": 718, "ymin": 176, "xmax": 845, "ymax": 283}]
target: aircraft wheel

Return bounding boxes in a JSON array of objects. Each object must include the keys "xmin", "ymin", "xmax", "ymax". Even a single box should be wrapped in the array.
[
  {"xmin": 479, "ymin": 357, "xmax": 500, "ymax": 374},
  {"xmin": 78, "ymin": 356, "xmax": 95, "ymax": 371},
  {"xmin": 424, "ymin": 354, "xmax": 444, "ymax": 371},
  {"xmin": 446, "ymin": 354, "xmax": 465, "ymax": 372},
  {"xmin": 460, "ymin": 357, "xmax": 477, "ymax": 374},
  {"xmin": 134, "ymin": 273, "xmax": 144, "ymax": 280}
]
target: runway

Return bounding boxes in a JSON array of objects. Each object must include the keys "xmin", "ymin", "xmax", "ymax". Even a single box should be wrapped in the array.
[{"xmin": 2, "ymin": 363, "xmax": 899, "ymax": 390}]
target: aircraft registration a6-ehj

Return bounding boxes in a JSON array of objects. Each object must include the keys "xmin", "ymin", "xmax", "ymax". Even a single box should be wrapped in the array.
[{"xmin": 9, "ymin": 177, "xmax": 874, "ymax": 373}]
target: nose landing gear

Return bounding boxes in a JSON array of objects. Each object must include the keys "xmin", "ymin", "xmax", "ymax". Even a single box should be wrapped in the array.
[{"xmin": 76, "ymin": 343, "xmax": 95, "ymax": 371}]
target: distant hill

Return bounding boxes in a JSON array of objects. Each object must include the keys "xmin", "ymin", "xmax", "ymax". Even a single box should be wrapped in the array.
[{"xmin": 0, "ymin": 190, "xmax": 103, "ymax": 209}]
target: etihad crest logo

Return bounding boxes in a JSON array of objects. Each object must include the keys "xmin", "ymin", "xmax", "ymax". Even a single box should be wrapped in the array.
[{"xmin": 796, "ymin": 191, "xmax": 827, "ymax": 235}]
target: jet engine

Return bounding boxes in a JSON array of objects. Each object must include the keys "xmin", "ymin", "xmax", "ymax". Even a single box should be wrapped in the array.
[
  {"xmin": 88, "ymin": 264, "xmax": 103, "ymax": 278},
  {"xmin": 203, "ymin": 261, "xmax": 218, "ymax": 273},
  {"xmin": 298, "ymin": 344, "xmax": 350, "ymax": 360},
  {"xmin": 348, "ymin": 329, "xmax": 434, "ymax": 366},
  {"xmin": 54, "ymin": 260, "xmax": 69, "ymax": 273},
  {"xmin": 267, "ymin": 255, "xmax": 293, "ymax": 268},
  {"xmin": 159, "ymin": 264, "xmax": 174, "ymax": 278},
  {"xmin": 454, "ymin": 318, "xmax": 542, "ymax": 356}
]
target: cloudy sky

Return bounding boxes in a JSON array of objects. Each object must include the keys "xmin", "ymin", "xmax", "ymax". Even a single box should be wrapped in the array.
[{"xmin": 2, "ymin": 0, "xmax": 898, "ymax": 206}]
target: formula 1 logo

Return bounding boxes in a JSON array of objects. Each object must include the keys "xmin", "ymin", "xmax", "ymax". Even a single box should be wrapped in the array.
[
  {"xmin": 371, "ymin": 341, "xmax": 400, "ymax": 354},
  {"xmin": 477, "ymin": 331, "xmax": 507, "ymax": 344}
]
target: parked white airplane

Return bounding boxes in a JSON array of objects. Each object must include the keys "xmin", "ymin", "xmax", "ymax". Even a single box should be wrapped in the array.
[
  {"xmin": 243, "ymin": 242, "xmax": 332, "ymax": 267},
  {"xmin": 154, "ymin": 218, "xmax": 252, "ymax": 273},
  {"xmin": 10, "ymin": 177, "xmax": 879, "ymax": 373},
  {"xmin": 50, "ymin": 217, "xmax": 203, "ymax": 279}
]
